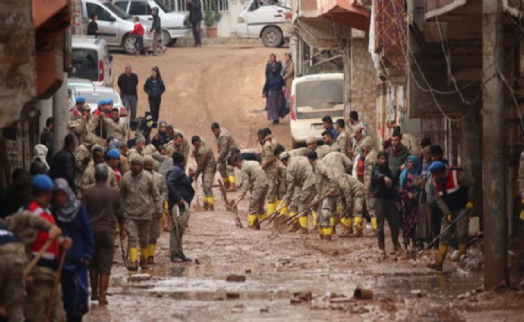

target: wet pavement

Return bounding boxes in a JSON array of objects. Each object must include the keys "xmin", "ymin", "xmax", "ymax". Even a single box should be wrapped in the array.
[{"xmin": 84, "ymin": 194, "xmax": 524, "ymax": 322}]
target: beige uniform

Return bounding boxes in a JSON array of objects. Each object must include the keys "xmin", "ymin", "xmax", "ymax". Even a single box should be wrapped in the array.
[
  {"xmin": 260, "ymin": 136, "xmax": 277, "ymax": 203},
  {"xmin": 240, "ymin": 161, "xmax": 269, "ymax": 215},
  {"xmin": 335, "ymin": 130, "xmax": 350, "ymax": 157},
  {"xmin": 73, "ymin": 117, "xmax": 89, "ymax": 145},
  {"xmin": 104, "ymin": 118, "xmax": 128, "ymax": 142},
  {"xmin": 286, "ymin": 156, "xmax": 316, "ymax": 214},
  {"xmin": 216, "ymin": 128, "xmax": 237, "ymax": 183},
  {"xmin": 276, "ymin": 160, "xmax": 287, "ymax": 202},
  {"xmin": 120, "ymin": 153, "xmax": 130, "ymax": 174},
  {"xmin": 149, "ymin": 170, "xmax": 168, "ymax": 244},
  {"xmin": 127, "ymin": 147, "xmax": 144, "ymax": 160},
  {"xmin": 120, "ymin": 170, "xmax": 162, "ymax": 249},
  {"xmin": 74, "ymin": 137, "xmax": 99, "ymax": 191},
  {"xmin": 143, "ymin": 144, "xmax": 158, "ymax": 156},
  {"xmin": 364, "ymin": 148, "xmax": 378, "ymax": 218},
  {"xmin": 193, "ymin": 140, "xmax": 217, "ymax": 198},
  {"xmin": 166, "ymin": 140, "xmax": 190, "ymax": 161},
  {"xmin": 81, "ymin": 163, "xmax": 118, "ymax": 196},
  {"xmin": 338, "ymin": 174, "xmax": 364, "ymax": 217}
]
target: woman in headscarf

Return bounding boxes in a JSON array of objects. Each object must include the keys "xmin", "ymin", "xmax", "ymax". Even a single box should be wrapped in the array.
[
  {"xmin": 30, "ymin": 144, "xmax": 50, "ymax": 175},
  {"xmin": 262, "ymin": 65, "xmax": 286, "ymax": 125},
  {"xmin": 397, "ymin": 155, "xmax": 420, "ymax": 250},
  {"xmin": 53, "ymin": 178, "xmax": 94, "ymax": 322}
]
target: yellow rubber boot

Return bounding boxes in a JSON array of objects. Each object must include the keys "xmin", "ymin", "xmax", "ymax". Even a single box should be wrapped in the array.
[
  {"xmin": 340, "ymin": 217, "xmax": 353, "ymax": 236},
  {"xmin": 140, "ymin": 249, "xmax": 149, "ymax": 269},
  {"xmin": 289, "ymin": 212, "xmax": 297, "ymax": 218},
  {"xmin": 228, "ymin": 176, "xmax": 236, "ymax": 187},
  {"xmin": 128, "ymin": 248, "xmax": 138, "ymax": 271},
  {"xmin": 351, "ymin": 217, "xmax": 363, "ymax": 237},
  {"xmin": 280, "ymin": 205, "xmax": 288, "ymax": 217},
  {"xmin": 147, "ymin": 244, "xmax": 156, "ymax": 265},
  {"xmin": 323, "ymin": 227, "xmax": 333, "ymax": 241},
  {"xmin": 247, "ymin": 213, "xmax": 258, "ymax": 229},
  {"xmin": 330, "ymin": 217, "xmax": 336, "ymax": 234},
  {"xmin": 298, "ymin": 216, "xmax": 308, "ymax": 232},
  {"xmin": 427, "ymin": 245, "xmax": 448, "ymax": 272},
  {"xmin": 458, "ymin": 243, "xmax": 468, "ymax": 256},
  {"xmin": 222, "ymin": 177, "xmax": 230, "ymax": 188},
  {"xmin": 371, "ymin": 217, "xmax": 378, "ymax": 231},
  {"xmin": 266, "ymin": 202, "xmax": 276, "ymax": 218},
  {"xmin": 312, "ymin": 212, "xmax": 318, "ymax": 228},
  {"xmin": 207, "ymin": 196, "xmax": 215, "ymax": 211},
  {"xmin": 340, "ymin": 217, "xmax": 352, "ymax": 228}
]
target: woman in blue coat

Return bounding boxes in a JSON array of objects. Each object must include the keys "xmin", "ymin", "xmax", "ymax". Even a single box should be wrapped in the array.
[{"xmin": 53, "ymin": 178, "xmax": 94, "ymax": 322}]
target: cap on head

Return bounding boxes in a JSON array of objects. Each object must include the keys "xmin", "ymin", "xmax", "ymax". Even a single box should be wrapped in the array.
[
  {"xmin": 107, "ymin": 149, "xmax": 120, "ymax": 159},
  {"xmin": 306, "ymin": 137, "xmax": 317, "ymax": 145},
  {"xmin": 107, "ymin": 99, "xmax": 113, "ymax": 104},
  {"xmin": 428, "ymin": 161, "xmax": 445, "ymax": 174},
  {"xmin": 32, "ymin": 174, "xmax": 54, "ymax": 191},
  {"xmin": 76, "ymin": 96, "xmax": 86, "ymax": 104},
  {"xmin": 130, "ymin": 154, "xmax": 143, "ymax": 165},
  {"xmin": 361, "ymin": 137, "xmax": 375, "ymax": 149},
  {"xmin": 136, "ymin": 137, "xmax": 146, "ymax": 144},
  {"xmin": 143, "ymin": 155, "xmax": 155, "ymax": 165},
  {"xmin": 98, "ymin": 100, "xmax": 106, "ymax": 107},
  {"xmin": 279, "ymin": 151, "xmax": 290, "ymax": 161}
]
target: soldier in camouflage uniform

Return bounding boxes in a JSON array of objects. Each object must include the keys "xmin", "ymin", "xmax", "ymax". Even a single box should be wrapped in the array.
[
  {"xmin": 74, "ymin": 133, "xmax": 99, "ymax": 191},
  {"xmin": 211, "ymin": 123, "xmax": 237, "ymax": 189},
  {"xmin": 120, "ymin": 155, "xmax": 162, "ymax": 271},
  {"xmin": 190, "ymin": 136, "xmax": 217, "ymax": 210},
  {"xmin": 337, "ymin": 174, "xmax": 365, "ymax": 237},
  {"xmin": 127, "ymin": 136, "xmax": 146, "ymax": 160},
  {"xmin": 0, "ymin": 211, "xmax": 62, "ymax": 322},
  {"xmin": 258, "ymin": 129, "xmax": 277, "ymax": 219},
  {"xmin": 361, "ymin": 137, "xmax": 378, "ymax": 236},
  {"xmin": 232, "ymin": 156, "xmax": 269, "ymax": 229},
  {"xmin": 335, "ymin": 119, "xmax": 350, "ymax": 157},
  {"xmin": 166, "ymin": 132, "xmax": 190, "ymax": 162},
  {"xmin": 292, "ymin": 137, "xmax": 332, "ymax": 159},
  {"xmin": 81, "ymin": 147, "xmax": 118, "ymax": 196},
  {"xmin": 103, "ymin": 108, "xmax": 129, "ymax": 142},
  {"xmin": 280, "ymin": 152, "xmax": 316, "ymax": 233},
  {"xmin": 143, "ymin": 155, "xmax": 168, "ymax": 265}
]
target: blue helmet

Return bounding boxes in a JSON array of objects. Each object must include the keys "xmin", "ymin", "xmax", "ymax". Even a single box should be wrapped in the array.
[
  {"xmin": 32, "ymin": 174, "xmax": 54, "ymax": 191},
  {"xmin": 76, "ymin": 96, "xmax": 86, "ymax": 104},
  {"xmin": 428, "ymin": 161, "xmax": 446, "ymax": 174},
  {"xmin": 107, "ymin": 149, "xmax": 120, "ymax": 159}
]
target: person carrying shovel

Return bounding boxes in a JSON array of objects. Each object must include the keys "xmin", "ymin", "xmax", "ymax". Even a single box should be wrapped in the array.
[
  {"xmin": 231, "ymin": 155, "xmax": 269, "ymax": 230},
  {"xmin": 426, "ymin": 161, "xmax": 475, "ymax": 272}
]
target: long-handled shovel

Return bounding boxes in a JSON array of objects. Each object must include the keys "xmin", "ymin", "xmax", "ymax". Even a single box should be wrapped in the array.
[
  {"xmin": 408, "ymin": 208, "xmax": 470, "ymax": 267},
  {"xmin": 218, "ymin": 179, "xmax": 235, "ymax": 210},
  {"xmin": 45, "ymin": 248, "xmax": 67, "ymax": 321},
  {"xmin": 259, "ymin": 195, "xmax": 288, "ymax": 225},
  {"xmin": 228, "ymin": 196, "xmax": 244, "ymax": 228},
  {"xmin": 119, "ymin": 232, "xmax": 129, "ymax": 268},
  {"xmin": 283, "ymin": 191, "xmax": 334, "ymax": 226}
]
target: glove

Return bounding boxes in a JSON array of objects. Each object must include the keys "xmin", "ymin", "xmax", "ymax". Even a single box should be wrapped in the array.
[
  {"xmin": 466, "ymin": 202, "xmax": 474, "ymax": 210},
  {"xmin": 520, "ymin": 209, "xmax": 524, "ymax": 221}
]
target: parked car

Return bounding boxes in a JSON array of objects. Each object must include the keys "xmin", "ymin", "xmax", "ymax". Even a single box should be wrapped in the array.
[
  {"xmin": 68, "ymin": 81, "xmax": 129, "ymax": 125},
  {"xmin": 289, "ymin": 73, "xmax": 344, "ymax": 148},
  {"xmin": 113, "ymin": 0, "xmax": 189, "ymax": 47},
  {"xmin": 69, "ymin": 36, "xmax": 114, "ymax": 87},
  {"xmin": 235, "ymin": 0, "xmax": 291, "ymax": 48},
  {"xmin": 80, "ymin": 0, "xmax": 153, "ymax": 54}
]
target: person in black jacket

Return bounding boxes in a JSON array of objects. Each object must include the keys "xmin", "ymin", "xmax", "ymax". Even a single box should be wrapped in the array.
[
  {"xmin": 371, "ymin": 151, "xmax": 401, "ymax": 255},
  {"xmin": 87, "ymin": 14, "xmax": 99, "ymax": 36},
  {"xmin": 166, "ymin": 152, "xmax": 195, "ymax": 263},
  {"xmin": 50, "ymin": 134, "xmax": 78, "ymax": 193},
  {"xmin": 143, "ymin": 66, "xmax": 165, "ymax": 122},
  {"xmin": 151, "ymin": 7, "xmax": 165, "ymax": 56},
  {"xmin": 118, "ymin": 65, "xmax": 139, "ymax": 120},
  {"xmin": 187, "ymin": 0, "xmax": 203, "ymax": 47}
]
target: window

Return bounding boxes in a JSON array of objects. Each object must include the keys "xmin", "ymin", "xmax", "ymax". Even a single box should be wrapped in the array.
[
  {"xmin": 69, "ymin": 49, "xmax": 99, "ymax": 82},
  {"xmin": 87, "ymin": 3, "xmax": 113, "ymax": 21},
  {"xmin": 114, "ymin": 1, "xmax": 129, "ymax": 12},
  {"xmin": 129, "ymin": 2, "xmax": 151, "ymax": 15},
  {"xmin": 104, "ymin": 2, "xmax": 132, "ymax": 19}
]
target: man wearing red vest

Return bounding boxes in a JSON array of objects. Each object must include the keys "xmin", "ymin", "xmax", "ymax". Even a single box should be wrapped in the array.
[
  {"xmin": 23, "ymin": 174, "xmax": 72, "ymax": 322},
  {"xmin": 426, "ymin": 161, "xmax": 475, "ymax": 272}
]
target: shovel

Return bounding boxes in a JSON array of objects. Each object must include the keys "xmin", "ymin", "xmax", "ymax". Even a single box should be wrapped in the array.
[
  {"xmin": 218, "ymin": 179, "xmax": 236, "ymax": 210},
  {"xmin": 193, "ymin": 179, "xmax": 204, "ymax": 212},
  {"xmin": 408, "ymin": 208, "xmax": 470, "ymax": 267},
  {"xmin": 283, "ymin": 191, "xmax": 334, "ymax": 226},
  {"xmin": 24, "ymin": 238, "xmax": 55, "ymax": 277},
  {"xmin": 228, "ymin": 197, "xmax": 244, "ymax": 228}
]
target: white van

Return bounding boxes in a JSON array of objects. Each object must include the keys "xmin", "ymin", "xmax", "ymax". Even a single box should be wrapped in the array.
[
  {"xmin": 289, "ymin": 73, "xmax": 344, "ymax": 148},
  {"xmin": 81, "ymin": 0, "xmax": 153, "ymax": 54},
  {"xmin": 235, "ymin": 0, "xmax": 291, "ymax": 47},
  {"xmin": 69, "ymin": 36, "xmax": 114, "ymax": 87}
]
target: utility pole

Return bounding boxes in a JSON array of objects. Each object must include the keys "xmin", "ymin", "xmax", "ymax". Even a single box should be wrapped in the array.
[
  {"xmin": 52, "ymin": 73, "xmax": 69, "ymax": 157},
  {"xmin": 482, "ymin": 0, "xmax": 507, "ymax": 290}
]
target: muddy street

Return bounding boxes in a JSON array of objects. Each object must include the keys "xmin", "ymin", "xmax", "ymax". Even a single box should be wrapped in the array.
[{"xmin": 81, "ymin": 46, "xmax": 524, "ymax": 322}]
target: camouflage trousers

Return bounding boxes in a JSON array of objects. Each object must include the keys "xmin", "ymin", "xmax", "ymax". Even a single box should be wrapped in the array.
[
  {"xmin": 149, "ymin": 215, "xmax": 161, "ymax": 245},
  {"xmin": 319, "ymin": 196, "xmax": 337, "ymax": 228},
  {"xmin": 202, "ymin": 165, "xmax": 216, "ymax": 197},
  {"xmin": 289, "ymin": 186, "xmax": 316, "ymax": 217},
  {"xmin": 266, "ymin": 171, "xmax": 278, "ymax": 203},
  {"xmin": 249, "ymin": 185, "xmax": 269, "ymax": 214},
  {"xmin": 0, "ymin": 244, "xmax": 26, "ymax": 322},
  {"xmin": 25, "ymin": 267, "xmax": 66, "ymax": 322},
  {"xmin": 440, "ymin": 207, "xmax": 469, "ymax": 246},
  {"xmin": 126, "ymin": 218, "xmax": 150, "ymax": 249},
  {"xmin": 217, "ymin": 159, "xmax": 235, "ymax": 182},
  {"xmin": 340, "ymin": 190, "xmax": 364, "ymax": 219}
]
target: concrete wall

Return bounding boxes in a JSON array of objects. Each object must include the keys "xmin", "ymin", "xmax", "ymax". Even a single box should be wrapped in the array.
[
  {"xmin": 217, "ymin": 0, "xmax": 246, "ymax": 37},
  {"xmin": 350, "ymin": 32, "xmax": 377, "ymax": 138}
]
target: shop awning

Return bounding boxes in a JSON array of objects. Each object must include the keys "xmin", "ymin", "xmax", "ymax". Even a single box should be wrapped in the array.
[{"xmin": 318, "ymin": 0, "xmax": 370, "ymax": 31}]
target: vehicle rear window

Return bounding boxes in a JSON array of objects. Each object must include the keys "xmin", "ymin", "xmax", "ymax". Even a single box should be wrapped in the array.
[
  {"xmin": 296, "ymin": 79, "xmax": 344, "ymax": 119},
  {"xmin": 69, "ymin": 49, "xmax": 98, "ymax": 82},
  {"xmin": 78, "ymin": 91, "xmax": 120, "ymax": 104}
]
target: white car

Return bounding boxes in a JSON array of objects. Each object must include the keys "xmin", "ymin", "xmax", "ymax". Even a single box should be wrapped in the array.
[
  {"xmin": 70, "ymin": 36, "xmax": 114, "ymax": 87},
  {"xmin": 289, "ymin": 73, "xmax": 344, "ymax": 148},
  {"xmin": 68, "ymin": 82, "xmax": 129, "ymax": 125},
  {"xmin": 235, "ymin": 0, "xmax": 291, "ymax": 47},
  {"xmin": 114, "ymin": 0, "xmax": 189, "ymax": 47}
]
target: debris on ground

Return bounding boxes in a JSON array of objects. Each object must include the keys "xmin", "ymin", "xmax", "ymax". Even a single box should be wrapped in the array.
[
  {"xmin": 127, "ymin": 274, "xmax": 151, "ymax": 282},
  {"xmin": 226, "ymin": 275, "xmax": 246, "ymax": 282},
  {"xmin": 291, "ymin": 291, "xmax": 312, "ymax": 304}
]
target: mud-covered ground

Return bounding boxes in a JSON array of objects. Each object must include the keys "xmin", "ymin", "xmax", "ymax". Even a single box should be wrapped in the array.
[{"xmin": 83, "ymin": 46, "xmax": 524, "ymax": 321}]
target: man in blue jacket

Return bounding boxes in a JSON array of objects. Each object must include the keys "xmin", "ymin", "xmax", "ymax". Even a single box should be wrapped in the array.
[{"xmin": 167, "ymin": 152, "xmax": 195, "ymax": 263}]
